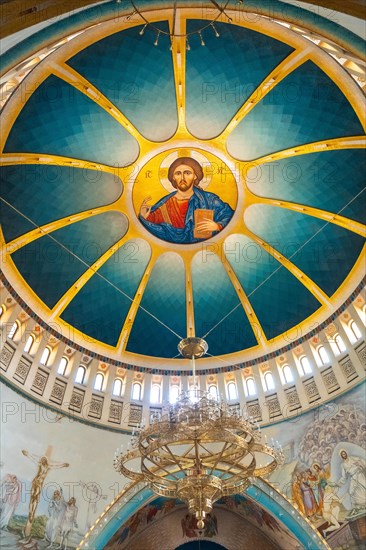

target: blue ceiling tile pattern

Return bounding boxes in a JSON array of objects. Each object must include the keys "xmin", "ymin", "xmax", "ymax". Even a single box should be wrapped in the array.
[
  {"xmin": 67, "ymin": 24, "xmax": 177, "ymax": 142},
  {"xmin": 191, "ymin": 252, "xmax": 257, "ymax": 355},
  {"xmin": 0, "ymin": 200, "xmax": 36, "ymax": 241},
  {"xmin": 247, "ymin": 149, "xmax": 366, "ymax": 224},
  {"xmin": 0, "ymin": 164, "xmax": 123, "ymax": 242},
  {"xmin": 126, "ymin": 253, "xmax": 186, "ymax": 358},
  {"xmin": 245, "ymin": 205, "xmax": 365, "ymax": 297},
  {"xmin": 61, "ymin": 239, "xmax": 151, "ymax": 347},
  {"xmin": 3, "ymin": 75, "xmax": 139, "ymax": 166},
  {"xmin": 11, "ymin": 212, "xmax": 128, "ymax": 309},
  {"xmin": 185, "ymin": 20, "xmax": 293, "ymax": 139},
  {"xmin": 227, "ymin": 60, "xmax": 364, "ymax": 160},
  {"xmin": 224, "ymin": 234, "xmax": 321, "ymax": 339}
]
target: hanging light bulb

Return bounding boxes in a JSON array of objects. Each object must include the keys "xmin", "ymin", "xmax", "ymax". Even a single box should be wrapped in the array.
[
  {"xmin": 139, "ymin": 24, "xmax": 148, "ymax": 35},
  {"xmin": 211, "ymin": 23, "xmax": 220, "ymax": 37},
  {"xmin": 125, "ymin": 10, "xmax": 137, "ymax": 21},
  {"xmin": 186, "ymin": 37, "xmax": 191, "ymax": 51},
  {"xmin": 154, "ymin": 31, "xmax": 161, "ymax": 46},
  {"xmin": 199, "ymin": 31, "xmax": 205, "ymax": 46}
]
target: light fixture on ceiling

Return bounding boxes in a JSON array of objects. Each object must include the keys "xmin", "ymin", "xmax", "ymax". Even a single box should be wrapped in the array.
[
  {"xmin": 116, "ymin": 0, "xmax": 235, "ymax": 48},
  {"xmin": 114, "ymin": 337, "xmax": 283, "ymax": 528}
]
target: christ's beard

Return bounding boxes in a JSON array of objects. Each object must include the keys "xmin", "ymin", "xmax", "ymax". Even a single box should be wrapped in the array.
[{"xmin": 177, "ymin": 181, "xmax": 194, "ymax": 192}]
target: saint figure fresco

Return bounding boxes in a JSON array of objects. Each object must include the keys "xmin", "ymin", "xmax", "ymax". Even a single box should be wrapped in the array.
[{"xmin": 139, "ymin": 157, "xmax": 234, "ymax": 244}]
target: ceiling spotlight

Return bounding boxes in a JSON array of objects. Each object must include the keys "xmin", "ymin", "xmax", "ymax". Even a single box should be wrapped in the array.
[
  {"xmin": 211, "ymin": 23, "xmax": 220, "ymax": 37},
  {"xmin": 125, "ymin": 10, "xmax": 137, "ymax": 21},
  {"xmin": 154, "ymin": 31, "xmax": 161, "ymax": 46}
]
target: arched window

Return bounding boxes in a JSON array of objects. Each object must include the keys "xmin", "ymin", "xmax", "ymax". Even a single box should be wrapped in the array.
[
  {"xmin": 227, "ymin": 381, "xmax": 238, "ymax": 401},
  {"xmin": 349, "ymin": 320, "xmax": 362, "ymax": 342},
  {"xmin": 169, "ymin": 385, "xmax": 179, "ymax": 403},
  {"xmin": 334, "ymin": 334, "xmax": 346, "ymax": 355},
  {"xmin": 94, "ymin": 373, "xmax": 104, "ymax": 391},
  {"xmin": 57, "ymin": 357, "xmax": 68, "ymax": 376},
  {"xmin": 317, "ymin": 346, "xmax": 329, "ymax": 366},
  {"xmin": 150, "ymin": 383, "xmax": 161, "ymax": 404},
  {"xmin": 245, "ymin": 378, "xmax": 257, "ymax": 397},
  {"xmin": 208, "ymin": 384, "xmax": 218, "ymax": 399},
  {"xmin": 23, "ymin": 335, "xmax": 34, "ymax": 353},
  {"xmin": 132, "ymin": 382, "xmax": 142, "ymax": 401},
  {"xmin": 112, "ymin": 378, "xmax": 123, "ymax": 397},
  {"xmin": 282, "ymin": 365, "xmax": 294, "ymax": 384},
  {"xmin": 8, "ymin": 321, "xmax": 19, "ymax": 340},
  {"xmin": 300, "ymin": 355, "xmax": 312, "ymax": 375},
  {"xmin": 40, "ymin": 347, "xmax": 51, "ymax": 366},
  {"xmin": 75, "ymin": 365, "xmax": 86, "ymax": 384},
  {"xmin": 263, "ymin": 372, "xmax": 275, "ymax": 391}
]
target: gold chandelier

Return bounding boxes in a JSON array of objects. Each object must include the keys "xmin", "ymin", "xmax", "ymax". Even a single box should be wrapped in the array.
[{"xmin": 113, "ymin": 338, "xmax": 283, "ymax": 528}]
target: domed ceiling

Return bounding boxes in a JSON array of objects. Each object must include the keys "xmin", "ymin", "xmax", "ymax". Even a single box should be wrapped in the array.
[{"xmin": 1, "ymin": 1, "xmax": 365, "ymax": 368}]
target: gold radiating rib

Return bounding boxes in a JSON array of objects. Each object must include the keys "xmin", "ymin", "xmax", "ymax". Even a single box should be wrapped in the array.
[
  {"xmin": 218, "ymin": 47, "xmax": 312, "ymax": 143},
  {"xmin": 0, "ymin": 152, "xmax": 118, "ymax": 174},
  {"xmin": 186, "ymin": 262, "xmax": 195, "ymax": 337},
  {"xmin": 48, "ymin": 60, "xmax": 150, "ymax": 151},
  {"xmin": 116, "ymin": 251, "xmax": 159, "ymax": 353},
  {"xmin": 243, "ymin": 227, "xmax": 332, "ymax": 307},
  {"xmin": 170, "ymin": 11, "xmax": 188, "ymax": 134},
  {"xmin": 50, "ymin": 230, "xmax": 132, "ymax": 318},
  {"xmin": 221, "ymin": 255, "xmax": 267, "ymax": 346},
  {"xmin": 256, "ymin": 197, "xmax": 366, "ymax": 237},
  {"xmin": 252, "ymin": 136, "xmax": 366, "ymax": 164},
  {"xmin": 2, "ymin": 205, "xmax": 112, "ymax": 255}
]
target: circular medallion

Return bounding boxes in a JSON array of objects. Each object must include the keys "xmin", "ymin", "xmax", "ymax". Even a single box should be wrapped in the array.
[{"xmin": 132, "ymin": 148, "xmax": 237, "ymax": 244}]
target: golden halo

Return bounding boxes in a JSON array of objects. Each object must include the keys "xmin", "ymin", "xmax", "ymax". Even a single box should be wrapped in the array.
[{"xmin": 158, "ymin": 149, "xmax": 213, "ymax": 192}]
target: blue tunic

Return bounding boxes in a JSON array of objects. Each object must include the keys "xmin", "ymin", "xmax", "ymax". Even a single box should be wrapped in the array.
[{"xmin": 139, "ymin": 187, "xmax": 234, "ymax": 244}]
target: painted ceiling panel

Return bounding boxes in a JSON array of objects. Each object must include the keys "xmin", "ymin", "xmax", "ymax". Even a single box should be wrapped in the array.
[
  {"xmin": 11, "ymin": 212, "xmax": 128, "ymax": 309},
  {"xmin": 61, "ymin": 239, "xmax": 151, "ymax": 347},
  {"xmin": 0, "ymin": 164, "xmax": 122, "ymax": 242},
  {"xmin": 247, "ymin": 149, "xmax": 366, "ymax": 224},
  {"xmin": 1, "ymin": 8, "xmax": 364, "ymax": 367},
  {"xmin": 245, "ymin": 206, "xmax": 365, "ymax": 297},
  {"xmin": 227, "ymin": 60, "xmax": 364, "ymax": 160},
  {"xmin": 185, "ymin": 20, "xmax": 293, "ymax": 139},
  {"xmin": 67, "ymin": 23, "xmax": 178, "ymax": 142},
  {"xmin": 224, "ymin": 234, "xmax": 321, "ymax": 339},
  {"xmin": 3, "ymin": 75, "xmax": 139, "ymax": 166},
  {"xmin": 0, "ymin": 201, "xmax": 36, "ymax": 242},
  {"xmin": 127, "ymin": 253, "xmax": 186, "ymax": 358},
  {"xmin": 192, "ymin": 252, "xmax": 257, "ymax": 355}
]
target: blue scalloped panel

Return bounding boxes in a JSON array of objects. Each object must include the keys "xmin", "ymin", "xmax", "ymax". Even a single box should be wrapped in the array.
[
  {"xmin": 245, "ymin": 205, "xmax": 365, "ymax": 296},
  {"xmin": 61, "ymin": 239, "xmax": 151, "ymax": 347},
  {"xmin": 227, "ymin": 60, "xmax": 364, "ymax": 160},
  {"xmin": 3, "ymin": 75, "xmax": 139, "ymax": 166},
  {"xmin": 126, "ymin": 253, "xmax": 186, "ymax": 358},
  {"xmin": 224, "ymin": 234, "xmax": 321, "ymax": 339},
  {"xmin": 67, "ymin": 23, "xmax": 177, "ymax": 142},
  {"xmin": 0, "ymin": 200, "xmax": 36, "ymax": 241},
  {"xmin": 11, "ymin": 212, "xmax": 128, "ymax": 309},
  {"xmin": 0, "ymin": 164, "xmax": 122, "ymax": 242},
  {"xmin": 247, "ymin": 149, "xmax": 366, "ymax": 224},
  {"xmin": 185, "ymin": 20, "xmax": 293, "ymax": 139},
  {"xmin": 191, "ymin": 251, "xmax": 257, "ymax": 356}
]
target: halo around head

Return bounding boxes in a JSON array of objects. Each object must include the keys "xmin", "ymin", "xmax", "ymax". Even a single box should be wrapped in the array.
[{"xmin": 159, "ymin": 150, "xmax": 212, "ymax": 192}]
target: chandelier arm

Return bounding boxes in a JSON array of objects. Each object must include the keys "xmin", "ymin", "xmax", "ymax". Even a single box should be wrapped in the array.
[
  {"xmin": 207, "ymin": 441, "xmax": 229, "ymax": 475},
  {"xmin": 162, "ymin": 444, "xmax": 192, "ymax": 476},
  {"xmin": 141, "ymin": 455, "xmax": 181, "ymax": 481},
  {"xmin": 217, "ymin": 452, "xmax": 255, "ymax": 480},
  {"xmin": 141, "ymin": 461, "xmax": 180, "ymax": 484}
]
